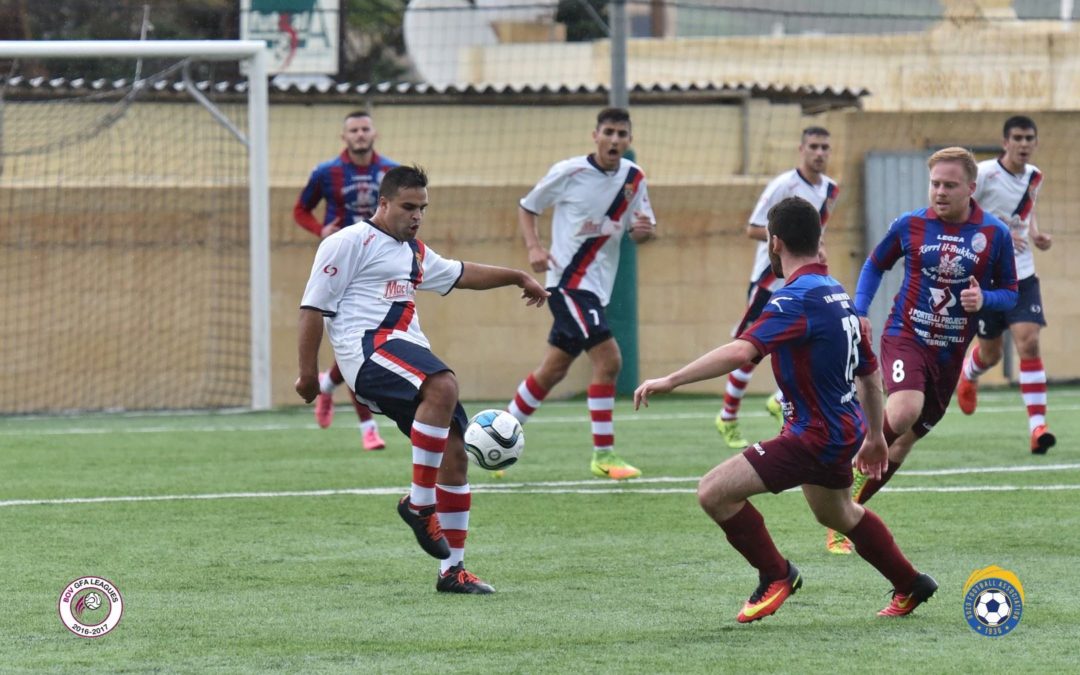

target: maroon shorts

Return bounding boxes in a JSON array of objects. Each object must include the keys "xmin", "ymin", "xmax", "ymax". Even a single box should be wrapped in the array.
[
  {"xmin": 742, "ymin": 433, "xmax": 857, "ymax": 494},
  {"xmin": 879, "ymin": 334, "xmax": 964, "ymax": 438}
]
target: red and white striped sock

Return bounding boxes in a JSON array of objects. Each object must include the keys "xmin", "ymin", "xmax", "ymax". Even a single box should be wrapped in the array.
[
  {"xmin": 720, "ymin": 364, "xmax": 755, "ymax": 421},
  {"xmin": 588, "ymin": 383, "xmax": 615, "ymax": 452},
  {"xmin": 507, "ymin": 373, "xmax": 549, "ymax": 425},
  {"xmin": 1019, "ymin": 358, "xmax": 1048, "ymax": 432},
  {"xmin": 409, "ymin": 420, "xmax": 448, "ymax": 509},
  {"xmin": 962, "ymin": 344, "xmax": 991, "ymax": 382},
  {"xmin": 436, "ymin": 483, "xmax": 470, "ymax": 574}
]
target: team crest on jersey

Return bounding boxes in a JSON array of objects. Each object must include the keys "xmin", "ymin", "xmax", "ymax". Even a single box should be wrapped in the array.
[
  {"xmin": 384, "ymin": 279, "xmax": 416, "ymax": 300},
  {"xmin": 624, "ymin": 182, "xmax": 636, "ymax": 201},
  {"xmin": 934, "ymin": 253, "xmax": 966, "ymax": 279},
  {"xmin": 971, "ymin": 232, "xmax": 987, "ymax": 254},
  {"xmin": 929, "ymin": 287, "xmax": 957, "ymax": 315}
]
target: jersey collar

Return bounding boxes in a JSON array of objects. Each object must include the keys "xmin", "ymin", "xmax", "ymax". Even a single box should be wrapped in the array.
[
  {"xmin": 587, "ymin": 154, "xmax": 619, "ymax": 174},
  {"xmin": 926, "ymin": 199, "xmax": 985, "ymax": 225},
  {"xmin": 339, "ymin": 149, "xmax": 382, "ymax": 168},
  {"xmin": 785, "ymin": 261, "xmax": 828, "ymax": 283}
]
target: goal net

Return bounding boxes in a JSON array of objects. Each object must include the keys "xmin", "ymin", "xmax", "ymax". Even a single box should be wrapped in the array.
[{"xmin": 0, "ymin": 41, "xmax": 270, "ymax": 414}]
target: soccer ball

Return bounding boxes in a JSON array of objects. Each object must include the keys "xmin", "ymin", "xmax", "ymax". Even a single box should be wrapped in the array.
[
  {"xmin": 84, "ymin": 592, "xmax": 102, "ymax": 611},
  {"xmin": 464, "ymin": 409, "xmax": 524, "ymax": 470},
  {"xmin": 975, "ymin": 590, "xmax": 1012, "ymax": 626}
]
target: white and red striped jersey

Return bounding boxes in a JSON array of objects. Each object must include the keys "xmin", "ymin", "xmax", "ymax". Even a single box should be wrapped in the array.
[
  {"xmin": 747, "ymin": 168, "xmax": 839, "ymax": 289},
  {"xmin": 300, "ymin": 219, "xmax": 464, "ymax": 389},
  {"xmin": 975, "ymin": 158, "xmax": 1042, "ymax": 280},
  {"xmin": 520, "ymin": 155, "xmax": 655, "ymax": 306}
]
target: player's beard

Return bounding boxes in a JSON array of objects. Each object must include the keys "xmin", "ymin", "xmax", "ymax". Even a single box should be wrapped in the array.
[{"xmin": 769, "ymin": 250, "xmax": 784, "ymax": 278}]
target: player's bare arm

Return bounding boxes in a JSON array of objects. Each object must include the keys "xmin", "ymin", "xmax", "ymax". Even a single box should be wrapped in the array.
[
  {"xmin": 1030, "ymin": 213, "xmax": 1052, "ymax": 251},
  {"xmin": 853, "ymin": 371, "xmax": 888, "ymax": 479},
  {"xmin": 629, "ymin": 211, "xmax": 657, "ymax": 243},
  {"xmin": 518, "ymin": 206, "xmax": 555, "ymax": 272},
  {"xmin": 634, "ymin": 339, "xmax": 760, "ymax": 409},
  {"xmin": 456, "ymin": 262, "xmax": 550, "ymax": 307},
  {"xmin": 295, "ymin": 308, "xmax": 326, "ymax": 402},
  {"xmin": 746, "ymin": 223, "xmax": 768, "ymax": 242}
]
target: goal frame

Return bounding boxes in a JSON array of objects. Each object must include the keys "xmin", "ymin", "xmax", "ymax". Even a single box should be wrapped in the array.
[{"xmin": 0, "ymin": 40, "xmax": 272, "ymax": 410}]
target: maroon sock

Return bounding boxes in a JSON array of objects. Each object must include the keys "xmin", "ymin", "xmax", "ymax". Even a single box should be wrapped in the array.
[
  {"xmin": 855, "ymin": 460, "xmax": 901, "ymax": 504},
  {"xmin": 328, "ymin": 362, "xmax": 345, "ymax": 385},
  {"xmin": 717, "ymin": 502, "xmax": 788, "ymax": 581},
  {"xmin": 845, "ymin": 509, "xmax": 918, "ymax": 593}
]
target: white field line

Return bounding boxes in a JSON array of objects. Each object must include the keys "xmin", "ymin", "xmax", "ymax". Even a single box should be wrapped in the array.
[
  {"xmin": 4, "ymin": 403, "xmax": 1080, "ymax": 436},
  {"xmin": 3, "ymin": 463, "xmax": 1079, "ymax": 508}
]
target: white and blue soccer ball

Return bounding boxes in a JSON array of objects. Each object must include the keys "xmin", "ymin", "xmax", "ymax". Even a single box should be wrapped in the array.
[
  {"xmin": 464, "ymin": 409, "xmax": 524, "ymax": 470},
  {"xmin": 975, "ymin": 590, "xmax": 1012, "ymax": 626}
]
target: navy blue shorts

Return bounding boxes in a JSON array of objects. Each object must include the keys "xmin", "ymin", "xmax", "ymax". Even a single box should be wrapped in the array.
[
  {"xmin": 976, "ymin": 275, "xmax": 1046, "ymax": 339},
  {"xmin": 546, "ymin": 287, "xmax": 612, "ymax": 357},
  {"xmin": 353, "ymin": 339, "xmax": 469, "ymax": 437}
]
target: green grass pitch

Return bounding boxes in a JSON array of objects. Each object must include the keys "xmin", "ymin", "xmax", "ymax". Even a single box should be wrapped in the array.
[{"xmin": 1, "ymin": 388, "xmax": 1077, "ymax": 672}]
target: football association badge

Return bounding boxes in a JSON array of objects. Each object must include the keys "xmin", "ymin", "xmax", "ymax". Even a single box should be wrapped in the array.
[
  {"xmin": 963, "ymin": 565, "xmax": 1023, "ymax": 637},
  {"xmin": 58, "ymin": 576, "xmax": 124, "ymax": 638}
]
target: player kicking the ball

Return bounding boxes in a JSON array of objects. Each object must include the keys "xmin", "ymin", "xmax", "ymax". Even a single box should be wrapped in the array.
[
  {"xmin": 635, "ymin": 197, "xmax": 936, "ymax": 622},
  {"xmin": 296, "ymin": 165, "xmax": 549, "ymax": 593}
]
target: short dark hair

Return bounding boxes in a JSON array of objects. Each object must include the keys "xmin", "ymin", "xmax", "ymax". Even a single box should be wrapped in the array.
[
  {"xmin": 1003, "ymin": 115, "xmax": 1037, "ymax": 138},
  {"xmin": 767, "ymin": 197, "xmax": 821, "ymax": 256},
  {"xmin": 345, "ymin": 110, "xmax": 372, "ymax": 122},
  {"xmin": 802, "ymin": 126, "xmax": 830, "ymax": 141},
  {"xmin": 379, "ymin": 165, "xmax": 428, "ymax": 200},
  {"xmin": 597, "ymin": 107, "xmax": 631, "ymax": 129}
]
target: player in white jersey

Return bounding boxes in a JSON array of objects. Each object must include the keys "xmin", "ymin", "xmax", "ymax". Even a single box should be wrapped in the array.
[
  {"xmin": 956, "ymin": 116, "xmax": 1056, "ymax": 454},
  {"xmin": 715, "ymin": 127, "xmax": 839, "ymax": 451},
  {"xmin": 296, "ymin": 166, "xmax": 549, "ymax": 593},
  {"xmin": 505, "ymin": 108, "xmax": 657, "ymax": 481}
]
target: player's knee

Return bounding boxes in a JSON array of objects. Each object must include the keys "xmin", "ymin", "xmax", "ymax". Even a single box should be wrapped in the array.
[{"xmin": 421, "ymin": 371, "xmax": 459, "ymax": 409}]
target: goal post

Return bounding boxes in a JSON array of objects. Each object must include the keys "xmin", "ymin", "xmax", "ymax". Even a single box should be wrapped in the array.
[{"xmin": 0, "ymin": 40, "xmax": 272, "ymax": 412}]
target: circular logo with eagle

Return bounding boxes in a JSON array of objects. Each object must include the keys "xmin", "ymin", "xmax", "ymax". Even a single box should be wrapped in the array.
[{"xmin": 58, "ymin": 576, "xmax": 124, "ymax": 638}]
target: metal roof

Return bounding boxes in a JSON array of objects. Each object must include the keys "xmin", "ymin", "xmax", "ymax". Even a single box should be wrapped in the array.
[{"xmin": 0, "ymin": 76, "xmax": 868, "ymax": 110}]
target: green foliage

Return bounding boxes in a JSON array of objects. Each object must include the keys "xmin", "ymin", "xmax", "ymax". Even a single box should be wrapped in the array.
[{"xmin": 2, "ymin": 390, "xmax": 1078, "ymax": 671}]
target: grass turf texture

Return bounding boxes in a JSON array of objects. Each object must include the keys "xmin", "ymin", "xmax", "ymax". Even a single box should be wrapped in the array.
[{"xmin": 2, "ymin": 388, "xmax": 1078, "ymax": 672}]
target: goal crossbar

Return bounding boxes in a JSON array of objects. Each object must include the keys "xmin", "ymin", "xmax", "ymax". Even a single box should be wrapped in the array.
[{"xmin": 0, "ymin": 40, "xmax": 273, "ymax": 410}]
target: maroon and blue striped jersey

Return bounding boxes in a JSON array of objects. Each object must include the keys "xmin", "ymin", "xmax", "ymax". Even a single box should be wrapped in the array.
[
  {"xmin": 854, "ymin": 201, "xmax": 1018, "ymax": 361},
  {"xmin": 294, "ymin": 150, "xmax": 399, "ymax": 236},
  {"xmin": 740, "ymin": 263, "xmax": 877, "ymax": 462}
]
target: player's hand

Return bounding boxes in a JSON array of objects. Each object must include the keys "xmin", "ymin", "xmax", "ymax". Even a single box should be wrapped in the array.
[
  {"xmin": 960, "ymin": 276, "xmax": 983, "ymax": 312},
  {"xmin": 858, "ymin": 316, "xmax": 873, "ymax": 344},
  {"xmin": 1032, "ymin": 231, "xmax": 1052, "ymax": 251},
  {"xmin": 633, "ymin": 376, "xmax": 675, "ymax": 410},
  {"xmin": 629, "ymin": 211, "xmax": 656, "ymax": 242},
  {"xmin": 853, "ymin": 432, "xmax": 889, "ymax": 480},
  {"xmin": 320, "ymin": 217, "xmax": 343, "ymax": 240},
  {"xmin": 295, "ymin": 374, "xmax": 320, "ymax": 403},
  {"xmin": 518, "ymin": 272, "xmax": 550, "ymax": 308},
  {"xmin": 1011, "ymin": 231, "xmax": 1028, "ymax": 253},
  {"xmin": 527, "ymin": 245, "xmax": 555, "ymax": 273}
]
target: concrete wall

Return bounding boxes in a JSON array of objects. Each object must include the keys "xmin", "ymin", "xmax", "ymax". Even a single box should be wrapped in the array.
[{"xmin": 2, "ymin": 102, "xmax": 1075, "ymax": 412}]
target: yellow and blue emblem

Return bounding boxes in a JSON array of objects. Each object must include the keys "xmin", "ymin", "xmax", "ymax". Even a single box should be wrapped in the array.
[{"xmin": 963, "ymin": 565, "xmax": 1024, "ymax": 637}]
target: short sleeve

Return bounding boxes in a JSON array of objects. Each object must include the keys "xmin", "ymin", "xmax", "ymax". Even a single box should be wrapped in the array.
[
  {"xmin": 739, "ymin": 294, "xmax": 809, "ymax": 355},
  {"xmin": 520, "ymin": 160, "xmax": 572, "ymax": 215},
  {"xmin": 300, "ymin": 234, "xmax": 359, "ymax": 316},
  {"xmin": 417, "ymin": 243, "xmax": 464, "ymax": 295}
]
